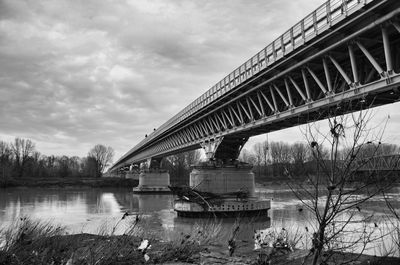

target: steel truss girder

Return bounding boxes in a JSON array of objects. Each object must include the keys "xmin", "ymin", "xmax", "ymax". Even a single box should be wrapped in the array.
[
  {"xmin": 357, "ymin": 155, "xmax": 400, "ymax": 171},
  {"xmin": 115, "ymin": 9, "xmax": 400, "ymax": 167},
  {"xmin": 128, "ymin": 74, "xmax": 400, "ymax": 164}
]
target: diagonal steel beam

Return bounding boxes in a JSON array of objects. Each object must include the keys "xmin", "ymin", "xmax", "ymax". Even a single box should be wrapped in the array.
[
  {"xmin": 256, "ymin": 91, "xmax": 266, "ymax": 116},
  {"xmin": 301, "ymin": 69, "xmax": 312, "ymax": 101},
  {"xmin": 322, "ymin": 57, "xmax": 333, "ymax": 93},
  {"xmin": 270, "ymin": 86, "xmax": 279, "ymax": 112},
  {"xmin": 209, "ymin": 116, "xmax": 220, "ymax": 132},
  {"xmin": 273, "ymin": 84, "xmax": 290, "ymax": 106},
  {"xmin": 222, "ymin": 109, "xmax": 234, "ymax": 127},
  {"xmin": 381, "ymin": 26, "xmax": 393, "ymax": 73},
  {"xmin": 348, "ymin": 44, "xmax": 359, "ymax": 85},
  {"xmin": 284, "ymin": 78, "xmax": 294, "ymax": 106},
  {"xmin": 239, "ymin": 100, "xmax": 252, "ymax": 121},
  {"xmin": 215, "ymin": 112, "xmax": 227, "ymax": 129},
  {"xmin": 249, "ymin": 96, "xmax": 263, "ymax": 117},
  {"xmin": 199, "ymin": 120, "xmax": 210, "ymax": 135},
  {"xmin": 187, "ymin": 126, "xmax": 196, "ymax": 140},
  {"xmin": 204, "ymin": 118, "xmax": 214, "ymax": 133},
  {"xmin": 259, "ymin": 90, "xmax": 275, "ymax": 112},
  {"xmin": 355, "ymin": 41, "xmax": 384, "ymax": 76},
  {"xmin": 236, "ymin": 102, "xmax": 245, "ymax": 123},
  {"xmin": 328, "ymin": 55, "xmax": 352, "ymax": 85},
  {"xmin": 306, "ymin": 66, "xmax": 328, "ymax": 94},
  {"xmin": 194, "ymin": 123, "xmax": 205, "ymax": 137},
  {"xmin": 230, "ymin": 104, "xmax": 243, "ymax": 124},
  {"xmin": 246, "ymin": 97, "xmax": 254, "ymax": 120},
  {"xmin": 289, "ymin": 75, "xmax": 308, "ymax": 101}
]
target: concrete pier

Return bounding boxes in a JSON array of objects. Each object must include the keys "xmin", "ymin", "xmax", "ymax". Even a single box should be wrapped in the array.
[
  {"xmin": 132, "ymin": 169, "xmax": 171, "ymax": 193},
  {"xmin": 174, "ymin": 161, "xmax": 270, "ymax": 217},
  {"xmin": 190, "ymin": 163, "xmax": 255, "ymax": 197}
]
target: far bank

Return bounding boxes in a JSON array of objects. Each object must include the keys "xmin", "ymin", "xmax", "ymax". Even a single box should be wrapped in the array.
[{"xmin": 0, "ymin": 177, "xmax": 138, "ymax": 188}]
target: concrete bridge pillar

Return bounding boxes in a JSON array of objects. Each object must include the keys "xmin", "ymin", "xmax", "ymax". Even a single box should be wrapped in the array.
[
  {"xmin": 190, "ymin": 163, "xmax": 255, "ymax": 197},
  {"xmin": 132, "ymin": 158, "xmax": 171, "ymax": 193},
  {"xmin": 174, "ymin": 136, "xmax": 270, "ymax": 217}
]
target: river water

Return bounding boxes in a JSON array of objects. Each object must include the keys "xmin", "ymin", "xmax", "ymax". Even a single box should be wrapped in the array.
[{"xmin": 1, "ymin": 185, "xmax": 400, "ymax": 256}]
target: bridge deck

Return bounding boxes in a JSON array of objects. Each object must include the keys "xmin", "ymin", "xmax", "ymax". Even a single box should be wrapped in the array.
[{"xmin": 111, "ymin": 0, "xmax": 400, "ymax": 171}]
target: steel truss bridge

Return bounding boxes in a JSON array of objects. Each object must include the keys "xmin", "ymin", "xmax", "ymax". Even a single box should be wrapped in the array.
[
  {"xmin": 356, "ymin": 154, "xmax": 400, "ymax": 171},
  {"xmin": 110, "ymin": 0, "xmax": 400, "ymax": 172}
]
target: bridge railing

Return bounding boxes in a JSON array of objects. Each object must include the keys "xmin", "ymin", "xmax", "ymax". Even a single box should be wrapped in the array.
[
  {"xmin": 160, "ymin": 0, "xmax": 376, "ymax": 134},
  {"xmin": 114, "ymin": 0, "xmax": 377, "ymax": 165}
]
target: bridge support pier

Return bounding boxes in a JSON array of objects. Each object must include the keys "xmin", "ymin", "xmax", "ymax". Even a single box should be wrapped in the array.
[
  {"xmin": 132, "ymin": 159, "xmax": 171, "ymax": 193},
  {"xmin": 174, "ymin": 136, "xmax": 270, "ymax": 217},
  {"xmin": 190, "ymin": 163, "xmax": 255, "ymax": 197}
]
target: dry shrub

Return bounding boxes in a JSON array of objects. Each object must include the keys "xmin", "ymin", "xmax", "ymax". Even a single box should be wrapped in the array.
[{"xmin": 151, "ymin": 221, "xmax": 222, "ymax": 263}]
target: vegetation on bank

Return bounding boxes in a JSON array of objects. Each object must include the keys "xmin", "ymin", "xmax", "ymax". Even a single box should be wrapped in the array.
[
  {"xmin": 0, "ymin": 138, "xmax": 114, "ymax": 181},
  {"xmin": 240, "ymin": 140, "xmax": 400, "ymax": 183},
  {"xmin": 0, "ymin": 216, "xmax": 220, "ymax": 265},
  {"xmin": 0, "ymin": 177, "xmax": 138, "ymax": 188},
  {"xmin": 0, "ymin": 138, "xmax": 117, "ymax": 188},
  {"xmin": 1, "ymin": 216, "xmax": 399, "ymax": 265}
]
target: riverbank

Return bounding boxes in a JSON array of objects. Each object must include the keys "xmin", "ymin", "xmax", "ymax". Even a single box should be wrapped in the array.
[
  {"xmin": 1, "ymin": 232, "xmax": 399, "ymax": 265},
  {"xmin": 1, "ymin": 218, "xmax": 399, "ymax": 265},
  {"xmin": 0, "ymin": 177, "xmax": 138, "ymax": 188}
]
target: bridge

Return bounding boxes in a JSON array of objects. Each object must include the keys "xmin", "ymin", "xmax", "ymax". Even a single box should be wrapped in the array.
[
  {"xmin": 355, "ymin": 154, "xmax": 400, "ymax": 171},
  {"xmin": 109, "ymin": 0, "xmax": 400, "ymax": 213}
]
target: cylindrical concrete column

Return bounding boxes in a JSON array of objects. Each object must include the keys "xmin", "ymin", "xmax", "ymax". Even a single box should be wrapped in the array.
[
  {"xmin": 133, "ymin": 169, "xmax": 171, "ymax": 193},
  {"xmin": 138, "ymin": 170, "xmax": 170, "ymax": 188},
  {"xmin": 190, "ymin": 165, "xmax": 255, "ymax": 197}
]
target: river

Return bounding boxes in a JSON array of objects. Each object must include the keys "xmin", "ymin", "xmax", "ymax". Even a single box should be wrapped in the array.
[{"xmin": 1, "ymin": 185, "xmax": 399, "ymax": 256}]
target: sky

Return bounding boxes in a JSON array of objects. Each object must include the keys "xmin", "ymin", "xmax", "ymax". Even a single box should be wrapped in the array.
[{"xmin": 1, "ymin": 0, "xmax": 400, "ymax": 161}]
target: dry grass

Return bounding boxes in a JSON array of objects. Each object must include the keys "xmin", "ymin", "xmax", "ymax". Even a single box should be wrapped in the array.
[
  {"xmin": 151, "ymin": 221, "xmax": 223, "ymax": 264},
  {"xmin": 0, "ymin": 216, "xmax": 223, "ymax": 264}
]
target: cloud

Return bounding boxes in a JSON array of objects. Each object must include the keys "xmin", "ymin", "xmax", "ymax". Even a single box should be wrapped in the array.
[{"xmin": 1, "ymin": 0, "xmax": 399, "ymax": 161}]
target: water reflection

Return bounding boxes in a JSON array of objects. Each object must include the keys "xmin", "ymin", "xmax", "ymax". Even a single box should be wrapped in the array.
[{"xmin": 1, "ymin": 186, "xmax": 399, "ymax": 255}]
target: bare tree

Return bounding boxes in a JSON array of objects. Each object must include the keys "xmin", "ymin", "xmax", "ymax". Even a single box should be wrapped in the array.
[
  {"xmin": 270, "ymin": 141, "xmax": 291, "ymax": 164},
  {"xmin": 238, "ymin": 148, "xmax": 256, "ymax": 165},
  {"xmin": 253, "ymin": 143, "xmax": 264, "ymax": 177},
  {"xmin": 0, "ymin": 141, "xmax": 12, "ymax": 181},
  {"xmin": 288, "ymin": 109, "xmax": 391, "ymax": 265},
  {"xmin": 269, "ymin": 141, "xmax": 291, "ymax": 177},
  {"xmin": 88, "ymin": 144, "xmax": 114, "ymax": 177},
  {"xmin": 261, "ymin": 140, "xmax": 270, "ymax": 177},
  {"xmin": 11, "ymin": 138, "xmax": 35, "ymax": 178},
  {"xmin": 291, "ymin": 142, "xmax": 309, "ymax": 165},
  {"xmin": 165, "ymin": 150, "xmax": 201, "ymax": 185}
]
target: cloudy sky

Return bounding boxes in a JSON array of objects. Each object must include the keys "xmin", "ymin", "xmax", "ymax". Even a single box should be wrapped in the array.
[{"xmin": 1, "ymin": 0, "xmax": 400, "ymax": 160}]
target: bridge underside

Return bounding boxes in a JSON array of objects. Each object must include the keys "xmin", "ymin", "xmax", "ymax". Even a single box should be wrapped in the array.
[{"xmin": 111, "ymin": 0, "xmax": 400, "ymax": 172}]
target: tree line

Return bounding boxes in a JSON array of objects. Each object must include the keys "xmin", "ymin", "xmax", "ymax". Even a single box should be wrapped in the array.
[
  {"xmin": 239, "ymin": 140, "xmax": 400, "ymax": 181},
  {"xmin": 0, "ymin": 138, "xmax": 114, "ymax": 180},
  {"xmin": 163, "ymin": 150, "xmax": 201, "ymax": 186}
]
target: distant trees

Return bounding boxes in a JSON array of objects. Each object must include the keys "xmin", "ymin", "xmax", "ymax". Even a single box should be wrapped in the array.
[
  {"xmin": 88, "ymin": 144, "xmax": 115, "ymax": 178},
  {"xmin": 11, "ymin": 138, "xmax": 35, "ymax": 178},
  {"xmin": 241, "ymin": 140, "xmax": 310, "ymax": 180},
  {"xmin": 164, "ymin": 150, "xmax": 201, "ymax": 185},
  {"xmin": 0, "ymin": 141, "xmax": 12, "ymax": 181},
  {"xmin": 239, "ymin": 138, "xmax": 399, "ymax": 181},
  {"xmin": 238, "ymin": 148, "xmax": 256, "ymax": 164},
  {"xmin": 0, "ymin": 137, "xmax": 115, "ymax": 181}
]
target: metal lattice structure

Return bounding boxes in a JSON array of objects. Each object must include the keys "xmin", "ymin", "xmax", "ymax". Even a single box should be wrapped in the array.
[
  {"xmin": 355, "ymin": 154, "xmax": 400, "ymax": 171},
  {"xmin": 111, "ymin": 0, "xmax": 400, "ymax": 171}
]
